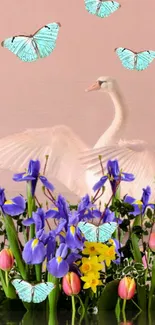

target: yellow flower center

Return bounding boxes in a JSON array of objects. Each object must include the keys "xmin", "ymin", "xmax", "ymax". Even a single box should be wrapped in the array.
[
  {"xmin": 70, "ymin": 226, "xmax": 75, "ymax": 235},
  {"xmin": 57, "ymin": 256, "xmax": 63, "ymax": 263},
  {"xmin": 90, "ymin": 246, "xmax": 95, "ymax": 252},
  {"xmin": 4, "ymin": 200, "xmax": 13, "ymax": 205},
  {"xmin": 82, "ymin": 263, "xmax": 91, "ymax": 273},
  {"xmin": 91, "ymin": 279, "xmax": 98, "ymax": 285},
  {"xmin": 32, "ymin": 239, "xmax": 39, "ymax": 248}
]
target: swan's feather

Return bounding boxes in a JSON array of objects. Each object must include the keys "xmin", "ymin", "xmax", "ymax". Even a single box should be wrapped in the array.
[
  {"xmin": 0, "ymin": 126, "xmax": 88, "ymax": 196},
  {"xmin": 80, "ymin": 142, "xmax": 155, "ymax": 200}
]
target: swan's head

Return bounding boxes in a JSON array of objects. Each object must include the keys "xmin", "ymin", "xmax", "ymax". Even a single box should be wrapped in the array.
[{"xmin": 85, "ymin": 76, "xmax": 116, "ymax": 93}]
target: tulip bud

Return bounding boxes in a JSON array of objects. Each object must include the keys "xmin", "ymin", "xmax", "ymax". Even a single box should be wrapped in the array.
[
  {"xmin": 0, "ymin": 248, "xmax": 14, "ymax": 271},
  {"xmin": 142, "ymin": 253, "xmax": 147, "ymax": 269},
  {"xmin": 118, "ymin": 276, "xmax": 136, "ymax": 300},
  {"xmin": 149, "ymin": 233, "xmax": 155, "ymax": 252},
  {"xmin": 62, "ymin": 272, "xmax": 81, "ymax": 296}
]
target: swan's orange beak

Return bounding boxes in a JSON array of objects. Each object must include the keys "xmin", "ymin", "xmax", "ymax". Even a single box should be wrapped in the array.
[{"xmin": 85, "ymin": 81, "xmax": 101, "ymax": 92}]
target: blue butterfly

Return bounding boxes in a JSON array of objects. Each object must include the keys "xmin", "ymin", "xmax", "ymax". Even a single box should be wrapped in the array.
[
  {"xmin": 84, "ymin": 0, "xmax": 120, "ymax": 18},
  {"xmin": 12, "ymin": 279, "xmax": 55, "ymax": 303},
  {"xmin": 77, "ymin": 221, "xmax": 117, "ymax": 242},
  {"xmin": 115, "ymin": 47, "xmax": 155, "ymax": 71},
  {"xmin": 1, "ymin": 22, "xmax": 61, "ymax": 62}
]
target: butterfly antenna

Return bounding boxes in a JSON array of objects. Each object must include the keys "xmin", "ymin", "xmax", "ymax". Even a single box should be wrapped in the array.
[{"xmin": 56, "ymin": 22, "xmax": 61, "ymax": 27}]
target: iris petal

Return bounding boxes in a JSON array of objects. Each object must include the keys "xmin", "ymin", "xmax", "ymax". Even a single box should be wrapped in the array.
[
  {"xmin": 22, "ymin": 239, "xmax": 46, "ymax": 264},
  {"xmin": 3, "ymin": 196, "xmax": 25, "ymax": 216},
  {"xmin": 39, "ymin": 176, "xmax": 54, "ymax": 191},
  {"xmin": 47, "ymin": 258, "xmax": 69, "ymax": 278}
]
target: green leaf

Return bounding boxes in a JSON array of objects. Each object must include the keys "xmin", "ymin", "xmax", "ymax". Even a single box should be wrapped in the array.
[
  {"xmin": 4, "ymin": 215, "xmax": 27, "ymax": 280},
  {"xmin": 131, "ymin": 233, "xmax": 142, "ymax": 263},
  {"xmin": 148, "ymin": 255, "xmax": 155, "ymax": 310},
  {"xmin": 115, "ymin": 297, "xmax": 121, "ymax": 322},
  {"xmin": 131, "ymin": 234, "xmax": 146, "ymax": 310},
  {"xmin": 97, "ymin": 280, "xmax": 119, "ymax": 311},
  {"xmin": 147, "ymin": 208, "xmax": 153, "ymax": 219}
]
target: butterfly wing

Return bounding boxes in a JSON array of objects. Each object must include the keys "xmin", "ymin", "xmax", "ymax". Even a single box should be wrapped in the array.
[
  {"xmin": 78, "ymin": 222, "xmax": 97, "ymax": 242},
  {"xmin": 84, "ymin": 0, "xmax": 98, "ymax": 15},
  {"xmin": 97, "ymin": 1, "xmax": 120, "ymax": 18},
  {"xmin": 12, "ymin": 279, "xmax": 32, "ymax": 303},
  {"xmin": 33, "ymin": 22, "xmax": 61, "ymax": 59},
  {"xmin": 115, "ymin": 47, "xmax": 135, "ymax": 70},
  {"xmin": 1, "ymin": 36, "xmax": 38, "ymax": 62},
  {"xmin": 136, "ymin": 51, "xmax": 155, "ymax": 71},
  {"xmin": 98, "ymin": 222, "xmax": 117, "ymax": 242},
  {"xmin": 33, "ymin": 282, "xmax": 55, "ymax": 303}
]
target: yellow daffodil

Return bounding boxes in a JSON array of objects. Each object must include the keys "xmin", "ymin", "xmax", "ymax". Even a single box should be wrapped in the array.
[
  {"xmin": 99, "ymin": 245, "xmax": 116, "ymax": 267},
  {"xmin": 82, "ymin": 242, "xmax": 104, "ymax": 256},
  {"xmin": 81, "ymin": 271, "xmax": 102, "ymax": 293},
  {"xmin": 80, "ymin": 256, "xmax": 103, "ymax": 274}
]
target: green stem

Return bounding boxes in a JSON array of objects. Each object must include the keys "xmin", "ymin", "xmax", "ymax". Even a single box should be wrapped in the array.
[
  {"xmin": 131, "ymin": 299, "xmax": 142, "ymax": 312},
  {"xmin": 27, "ymin": 182, "xmax": 35, "ymax": 240},
  {"xmin": 5, "ymin": 271, "xmax": 8, "ymax": 287},
  {"xmin": 48, "ymin": 273, "xmax": 59, "ymax": 312},
  {"xmin": 0, "ymin": 269, "xmax": 16, "ymax": 299},
  {"xmin": 76, "ymin": 294, "xmax": 85, "ymax": 324},
  {"xmin": 122, "ymin": 299, "xmax": 126, "ymax": 322},
  {"xmin": 3, "ymin": 215, "xmax": 27, "ymax": 280},
  {"xmin": 71, "ymin": 295, "xmax": 76, "ymax": 325},
  {"xmin": 35, "ymin": 264, "xmax": 42, "ymax": 282}
]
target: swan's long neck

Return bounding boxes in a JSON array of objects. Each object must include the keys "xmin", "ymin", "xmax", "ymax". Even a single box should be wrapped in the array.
[{"xmin": 94, "ymin": 83, "xmax": 128, "ymax": 148}]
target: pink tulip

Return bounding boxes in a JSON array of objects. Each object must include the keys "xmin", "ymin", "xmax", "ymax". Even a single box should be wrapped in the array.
[
  {"xmin": 62, "ymin": 272, "xmax": 81, "ymax": 296},
  {"xmin": 149, "ymin": 233, "xmax": 155, "ymax": 252},
  {"xmin": 0, "ymin": 248, "xmax": 14, "ymax": 271},
  {"xmin": 118, "ymin": 277, "xmax": 136, "ymax": 300},
  {"xmin": 142, "ymin": 253, "xmax": 147, "ymax": 269}
]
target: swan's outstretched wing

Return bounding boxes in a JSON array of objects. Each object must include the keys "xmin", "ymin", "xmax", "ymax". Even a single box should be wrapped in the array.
[
  {"xmin": 80, "ymin": 141, "xmax": 155, "ymax": 200},
  {"xmin": 0, "ymin": 126, "xmax": 88, "ymax": 196}
]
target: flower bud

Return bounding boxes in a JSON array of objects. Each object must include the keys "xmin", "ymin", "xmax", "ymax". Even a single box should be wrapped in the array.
[
  {"xmin": 118, "ymin": 276, "xmax": 136, "ymax": 300},
  {"xmin": 149, "ymin": 233, "xmax": 155, "ymax": 252},
  {"xmin": 0, "ymin": 248, "xmax": 14, "ymax": 271},
  {"xmin": 62, "ymin": 272, "xmax": 81, "ymax": 296},
  {"xmin": 142, "ymin": 253, "xmax": 147, "ymax": 269}
]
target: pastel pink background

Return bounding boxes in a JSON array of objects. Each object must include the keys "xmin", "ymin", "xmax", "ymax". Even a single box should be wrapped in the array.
[{"xmin": 0, "ymin": 0, "xmax": 155, "ymax": 197}]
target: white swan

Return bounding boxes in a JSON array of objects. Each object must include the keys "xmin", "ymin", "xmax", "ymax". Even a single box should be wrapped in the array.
[
  {"xmin": 0, "ymin": 76, "xmax": 154, "ymax": 202},
  {"xmin": 81, "ymin": 76, "xmax": 155, "ymax": 200}
]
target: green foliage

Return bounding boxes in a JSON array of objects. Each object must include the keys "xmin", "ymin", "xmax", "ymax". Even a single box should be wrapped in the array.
[{"xmin": 97, "ymin": 280, "xmax": 119, "ymax": 311}]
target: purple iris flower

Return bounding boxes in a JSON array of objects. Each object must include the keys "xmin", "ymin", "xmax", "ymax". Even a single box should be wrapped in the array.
[
  {"xmin": 93, "ymin": 159, "xmax": 134, "ymax": 193},
  {"xmin": 93, "ymin": 207, "xmax": 122, "ymax": 225},
  {"xmin": 124, "ymin": 186, "xmax": 154, "ymax": 216},
  {"xmin": 111, "ymin": 238, "xmax": 123, "ymax": 264},
  {"xmin": 22, "ymin": 229, "xmax": 48, "ymax": 264},
  {"xmin": 13, "ymin": 160, "xmax": 54, "ymax": 196},
  {"xmin": 66, "ymin": 223, "xmax": 84, "ymax": 250},
  {"xmin": 22, "ymin": 207, "xmax": 54, "ymax": 231},
  {"xmin": 0, "ymin": 188, "xmax": 25, "ymax": 216},
  {"xmin": 47, "ymin": 195, "xmax": 71, "ymax": 226},
  {"xmin": 77, "ymin": 194, "xmax": 95, "ymax": 220},
  {"xmin": 47, "ymin": 243, "xmax": 80, "ymax": 278}
]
